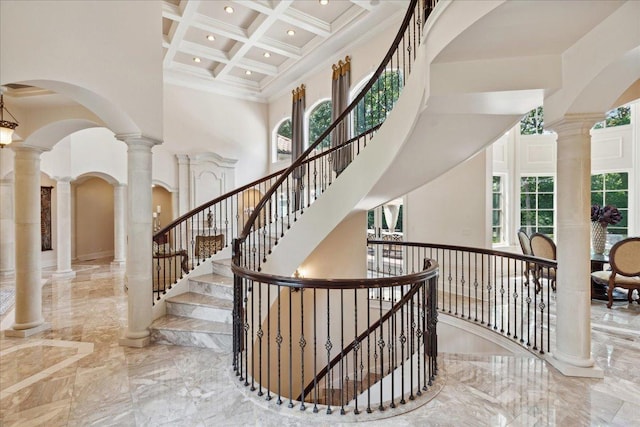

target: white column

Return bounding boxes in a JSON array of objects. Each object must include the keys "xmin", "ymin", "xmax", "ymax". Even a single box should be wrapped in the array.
[
  {"xmin": 52, "ymin": 177, "xmax": 75, "ymax": 279},
  {"xmin": 546, "ymin": 114, "xmax": 603, "ymax": 378},
  {"xmin": 632, "ymin": 103, "xmax": 639, "ymax": 236},
  {"xmin": 111, "ymin": 183, "xmax": 127, "ymax": 269},
  {"xmin": 118, "ymin": 135, "xmax": 160, "ymax": 347},
  {"xmin": 0, "ymin": 177, "xmax": 15, "ymax": 278},
  {"xmin": 5, "ymin": 145, "xmax": 51, "ymax": 337}
]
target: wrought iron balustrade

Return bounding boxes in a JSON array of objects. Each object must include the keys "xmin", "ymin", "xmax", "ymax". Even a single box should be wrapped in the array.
[
  {"xmin": 231, "ymin": 256, "xmax": 439, "ymax": 415},
  {"xmin": 367, "ymin": 240, "xmax": 558, "ymax": 354}
]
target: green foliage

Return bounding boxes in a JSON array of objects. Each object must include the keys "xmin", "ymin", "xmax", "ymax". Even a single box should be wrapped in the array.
[
  {"xmin": 593, "ymin": 106, "xmax": 631, "ymax": 129},
  {"xmin": 308, "ymin": 101, "xmax": 332, "ymax": 149},
  {"xmin": 591, "ymin": 172, "xmax": 629, "ymax": 236},
  {"xmin": 354, "ymin": 71, "xmax": 403, "ymax": 135},
  {"xmin": 520, "ymin": 106, "xmax": 544, "ymax": 135},
  {"xmin": 277, "ymin": 119, "xmax": 292, "ymax": 139},
  {"xmin": 520, "ymin": 176, "xmax": 554, "ymax": 235}
]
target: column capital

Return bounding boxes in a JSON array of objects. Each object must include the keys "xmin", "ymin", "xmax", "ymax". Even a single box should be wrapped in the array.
[
  {"xmin": 545, "ymin": 113, "xmax": 605, "ymax": 136},
  {"xmin": 176, "ymin": 154, "xmax": 189, "ymax": 165},
  {"xmin": 114, "ymin": 134, "xmax": 163, "ymax": 148},
  {"xmin": 112, "ymin": 182, "xmax": 127, "ymax": 188},
  {"xmin": 11, "ymin": 145, "xmax": 50, "ymax": 155},
  {"xmin": 53, "ymin": 176, "xmax": 73, "ymax": 183}
]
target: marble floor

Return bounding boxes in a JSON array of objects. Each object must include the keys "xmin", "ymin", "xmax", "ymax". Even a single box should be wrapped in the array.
[{"xmin": 1, "ymin": 259, "xmax": 639, "ymax": 426}]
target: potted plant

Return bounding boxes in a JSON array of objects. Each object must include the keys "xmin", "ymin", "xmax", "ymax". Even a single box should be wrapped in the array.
[{"xmin": 590, "ymin": 204, "xmax": 623, "ymax": 254}]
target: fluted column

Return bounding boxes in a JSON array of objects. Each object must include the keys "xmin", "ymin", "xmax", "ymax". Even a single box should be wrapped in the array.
[
  {"xmin": 52, "ymin": 177, "xmax": 75, "ymax": 280},
  {"xmin": 546, "ymin": 114, "xmax": 603, "ymax": 378},
  {"xmin": 0, "ymin": 176, "xmax": 15, "ymax": 278},
  {"xmin": 5, "ymin": 145, "xmax": 51, "ymax": 337},
  {"xmin": 118, "ymin": 135, "xmax": 161, "ymax": 347},
  {"xmin": 111, "ymin": 183, "xmax": 127, "ymax": 269}
]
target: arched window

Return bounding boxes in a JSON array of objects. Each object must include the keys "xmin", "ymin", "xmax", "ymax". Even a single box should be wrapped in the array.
[
  {"xmin": 308, "ymin": 100, "xmax": 332, "ymax": 149},
  {"xmin": 353, "ymin": 70, "xmax": 403, "ymax": 135},
  {"xmin": 275, "ymin": 119, "xmax": 292, "ymax": 162}
]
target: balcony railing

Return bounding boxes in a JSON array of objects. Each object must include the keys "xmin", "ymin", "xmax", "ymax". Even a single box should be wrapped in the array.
[
  {"xmin": 368, "ymin": 240, "xmax": 558, "ymax": 354},
  {"xmin": 231, "ymin": 257, "xmax": 439, "ymax": 415}
]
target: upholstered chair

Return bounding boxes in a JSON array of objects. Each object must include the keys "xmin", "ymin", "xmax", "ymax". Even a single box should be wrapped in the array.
[
  {"xmin": 591, "ymin": 237, "xmax": 640, "ymax": 308},
  {"xmin": 529, "ymin": 233, "xmax": 557, "ymax": 292}
]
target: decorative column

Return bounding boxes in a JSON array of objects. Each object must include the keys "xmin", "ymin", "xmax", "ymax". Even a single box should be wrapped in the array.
[
  {"xmin": 0, "ymin": 176, "xmax": 15, "ymax": 278},
  {"xmin": 5, "ymin": 145, "xmax": 51, "ymax": 337},
  {"xmin": 117, "ymin": 135, "xmax": 161, "ymax": 347},
  {"xmin": 111, "ymin": 183, "xmax": 127, "ymax": 269},
  {"xmin": 52, "ymin": 177, "xmax": 75, "ymax": 280},
  {"xmin": 546, "ymin": 114, "xmax": 603, "ymax": 378}
]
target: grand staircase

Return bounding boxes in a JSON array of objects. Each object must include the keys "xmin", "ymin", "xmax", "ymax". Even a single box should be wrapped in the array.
[{"xmin": 148, "ymin": 0, "xmax": 639, "ymax": 416}]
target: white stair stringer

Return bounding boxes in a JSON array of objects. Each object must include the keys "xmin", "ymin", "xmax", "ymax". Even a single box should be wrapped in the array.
[
  {"xmin": 259, "ymin": 0, "xmax": 640, "ymax": 277},
  {"xmin": 259, "ymin": 38, "xmax": 429, "ymax": 277}
]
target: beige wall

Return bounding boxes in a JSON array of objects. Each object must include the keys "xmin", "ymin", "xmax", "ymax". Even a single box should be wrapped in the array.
[
  {"xmin": 74, "ymin": 177, "xmax": 114, "ymax": 260},
  {"xmin": 152, "ymin": 186, "xmax": 173, "ymax": 226}
]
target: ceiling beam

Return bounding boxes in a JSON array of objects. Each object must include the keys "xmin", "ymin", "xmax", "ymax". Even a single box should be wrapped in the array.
[{"xmin": 163, "ymin": 0, "xmax": 201, "ymax": 69}]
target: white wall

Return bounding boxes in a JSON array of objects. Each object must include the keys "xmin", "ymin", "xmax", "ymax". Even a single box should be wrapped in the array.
[
  {"xmin": 0, "ymin": 0, "xmax": 163, "ymax": 141},
  {"xmin": 163, "ymin": 84, "xmax": 269, "ymax": 187},
  {"xmin": 492, "ymin": 101, "xmax": 639, "ymax": 243},
  {"xmin": 405, "ymin": 150, "xmax": 491, "ymax": 248}
]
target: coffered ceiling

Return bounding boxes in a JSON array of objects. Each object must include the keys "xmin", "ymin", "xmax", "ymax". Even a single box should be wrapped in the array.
[{"xmin": 162, "ymin": 0, "xmax": 406, "ymax": 101}]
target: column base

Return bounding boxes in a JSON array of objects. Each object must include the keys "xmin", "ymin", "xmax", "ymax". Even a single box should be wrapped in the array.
[
  {"xmin": 4, "ymin": 322, "xmax": 51, "ymax": 338},
  {"xmin": 0, "ymin": 270, "xmax": 15, "ymax": 279},
  {"xmin": 52, "ymin": 270, "xmax": 76, "ymax": 280},
  {"xmin": 544, "ymin": 353, "xmax": 604, "ymax": 378},
  {"xmin": 111, "ymin": 260, "xmax": 126, "ymax": 270},
  {"xmin": 119, "ymin": 335, "xmax": 151, "ymax": 348}
]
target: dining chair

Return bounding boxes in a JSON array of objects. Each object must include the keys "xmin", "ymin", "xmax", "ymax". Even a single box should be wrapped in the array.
[
  {"xmin": 530, "ymin": 232, "xmax": 557, "ymax": 292},
  {"xmin": 591, "ymin": 237, "xmax": 640, "ymax": 308},
  {"xmin": 517, "ymin": 229, "xmax": 536, "ymax": 288}
]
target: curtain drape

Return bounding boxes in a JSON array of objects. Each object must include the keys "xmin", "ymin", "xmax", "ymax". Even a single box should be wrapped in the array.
[
  {"xmin": 331, "ymin": 56, "xmax": 351, "ymax": 176},
  {"xmin": 291, "ymin": 84, "xmax": 305, "ymax": 209}
]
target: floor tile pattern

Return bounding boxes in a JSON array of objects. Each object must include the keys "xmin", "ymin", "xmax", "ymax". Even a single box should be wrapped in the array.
[{"xmin": 0, "ymin": 259, "xmax": 639, "ymax": 426}]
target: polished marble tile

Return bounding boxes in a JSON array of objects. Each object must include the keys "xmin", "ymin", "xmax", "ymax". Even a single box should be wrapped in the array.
[{"xmin": 1, "ymin": 258, "xmax": 640, "ymax": 426}]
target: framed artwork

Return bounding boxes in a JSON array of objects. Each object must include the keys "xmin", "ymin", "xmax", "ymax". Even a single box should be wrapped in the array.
[{"xmin": 41, "ymin": 186, "xmax": 53, "ymax": 251}]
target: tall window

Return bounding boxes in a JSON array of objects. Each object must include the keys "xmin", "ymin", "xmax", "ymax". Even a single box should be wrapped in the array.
[
  {"xmin": 492, "ymin": 175, "xmax": 505, "ymax": 244},
  {"xmin": 592, "ymin": 106, "xmax": 631, "ymax": 130},
  {"xmin": 308, "ymin": 100, "xmax": 332, "ymax": 149},
  {"xmin": 275, "ymin": 119, "xmax": 292, "ymax": 161},
  {"xmin": 354, "ymin": 71, "xmax": 403, "ymax": 135},
  {"xmin": 591, "ymin": 172, "xmax": 628, "ymax": 237},
  {"xmin": 520, "ymin": 176, "xmax": 554, "ymax": 237}
]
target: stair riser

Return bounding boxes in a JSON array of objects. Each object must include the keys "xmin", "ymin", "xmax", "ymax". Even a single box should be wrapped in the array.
[
  {"xmin": 150, "ymin": 329, "xmax": 232, "ymax": 351},
  {"xmin": 211, "ymin": 262, "xmax": 233, "ymax": 278},
  {"xmin": 166, "ymin": 301, "xmax": 232, "ymax": 323},
  {"xmin": 189, "ymin": 280, "xmax": 233, "ymax": 301}
]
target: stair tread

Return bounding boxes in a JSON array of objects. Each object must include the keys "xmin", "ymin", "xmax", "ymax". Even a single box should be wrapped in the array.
[
  {"xmin": 151, "ymin": 315, "xmax": 232, "ymax": 335},
  {"xmin": 167, "ymin": 292, "xmax": 233, "ymax": 310},
  {"xmin": 190, "ymin": 273, "xmax": 233, "ymax": 286}
]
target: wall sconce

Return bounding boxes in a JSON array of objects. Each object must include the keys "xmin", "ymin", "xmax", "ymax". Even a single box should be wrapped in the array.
[
  {"xmin": 0, "ymin": 90, "xmax": 19, "ymax": 149},
  {"xmin": 153, "ymin": 205, "xmax": 161, "ymax": 232}
]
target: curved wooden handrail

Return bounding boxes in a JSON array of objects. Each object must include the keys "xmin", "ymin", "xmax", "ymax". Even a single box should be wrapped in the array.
[
  {"xmin": 231, "ymin": 255, "xmax": 436, "ymax": 290},
  {"xmin": 367, "ymin": 239, "xmax": 558, "ymax": 270},
  {"xmin": 232, "ymin": 257, "xmax": 439, "ymax": 403}
]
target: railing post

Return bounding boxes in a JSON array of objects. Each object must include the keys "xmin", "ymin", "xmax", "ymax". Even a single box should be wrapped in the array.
[{"xmin": 232, "ymin": 238, "xmax": 243, "ymax": 373}]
